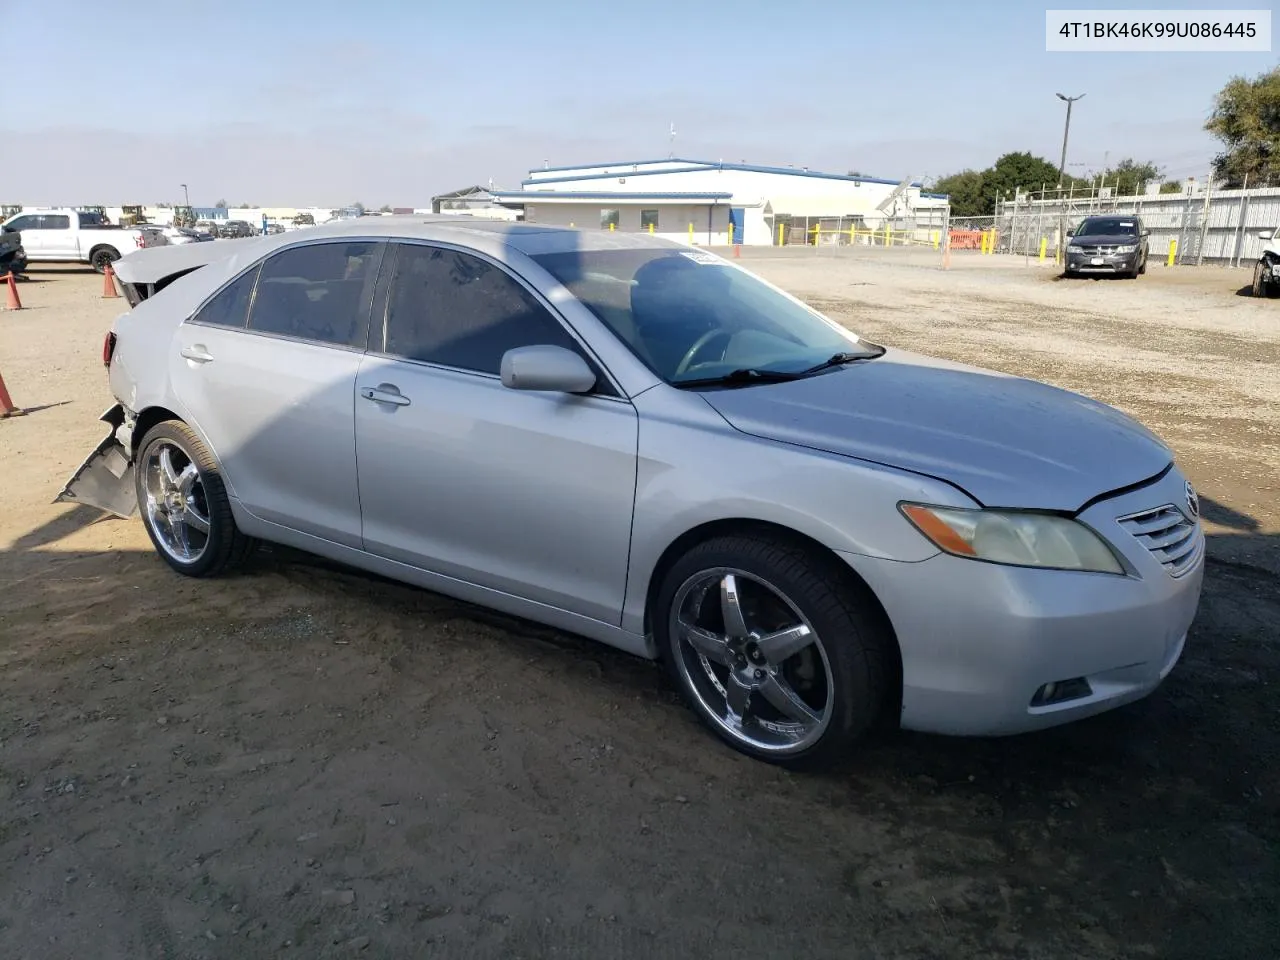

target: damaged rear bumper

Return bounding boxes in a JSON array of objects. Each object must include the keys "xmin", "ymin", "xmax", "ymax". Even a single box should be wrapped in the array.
[{"xmin": 55, "ymin": 403, "xmax": 138, "ymax": 518}]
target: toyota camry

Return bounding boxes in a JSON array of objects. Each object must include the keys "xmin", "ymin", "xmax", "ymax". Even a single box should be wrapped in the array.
[{"xmin": 59, "ymin": 218, "xmax": 1205, "ymax": 766}]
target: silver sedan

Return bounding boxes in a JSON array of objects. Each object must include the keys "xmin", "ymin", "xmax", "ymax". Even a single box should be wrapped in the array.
[{"xmin": 60, "ymin": 218, "xmax": 1205, "ymax": 766}]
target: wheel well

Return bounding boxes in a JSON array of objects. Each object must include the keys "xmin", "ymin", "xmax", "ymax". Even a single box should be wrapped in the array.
[
  {"xmin": 88, "ymin": 244, "xmax": 120, "ymax": 262},
  {"xmin": 131, "ymin": 406, "xmax": 183, "ymax": 456},
  {"xmin": 643, "ymin": 518, "xmax": 904, "ymax": 723}
]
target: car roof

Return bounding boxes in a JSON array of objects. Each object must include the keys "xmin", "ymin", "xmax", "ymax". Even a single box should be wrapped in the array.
[{"xmin": 113, "ymin": 216, "xmax": 685, "ymax": 284}]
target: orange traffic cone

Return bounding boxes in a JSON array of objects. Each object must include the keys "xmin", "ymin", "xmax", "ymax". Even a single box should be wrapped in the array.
[
  {"xmin": 102, "ymin": 262, "xmax": 120, "ymax": 298},
  {"xmin": 0, "ymin": 368, "xmax": 24, "ymax": 418},
  {"xmin": 3, "ymin": 271, "xmax": 21, "ymax": 310}
]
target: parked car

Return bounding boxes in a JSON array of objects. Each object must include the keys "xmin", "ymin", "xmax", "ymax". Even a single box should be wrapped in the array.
[
  {"xmin": 1250, "ymin": 227, "xmax": 1279, "ymax": 297},
  {"xmin": 58, "ymin": 221, "xmax": 1204, "ymax": 766},
  {"xmin": 0, "ymin": 226, "xmax": 27, "ymax": 277},
  {"xmin": 154, "ymin": 224, "xmax": 214, "ymax": 246},
  {"xmin": 0, "ymin": 208, "xmax": 167, "ymax": 272},
  {"xmin": 219, "ymin": 220, "xmax": 255, "ymax": 239},
  {"xmin": 193, "ymin": 220, "xmax": 224, "ymax": 240},
  {"xmin": 1063, "ymin": 215, "xmax": 1149, "ymax": 279}
]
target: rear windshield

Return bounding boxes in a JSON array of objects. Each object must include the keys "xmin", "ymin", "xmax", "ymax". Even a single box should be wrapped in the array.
[
  {"xmin": 1076, "ymin": 217, "xmax": 1138, "ymax": 236},
  {"xmin": 78, "ymin": 212, "xmax": 109, "ymax": 227}
]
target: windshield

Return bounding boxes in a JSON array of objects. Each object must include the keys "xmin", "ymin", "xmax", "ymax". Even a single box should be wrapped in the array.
[
  {"xmin": 1076, "ymin": 217, "xmax": 1138, "ymax": 236},
  {"xmin": 530, "ymin": 248, "xmax": 869, "ymax": 384}
]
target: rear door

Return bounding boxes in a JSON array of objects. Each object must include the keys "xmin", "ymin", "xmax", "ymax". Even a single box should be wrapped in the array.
[
  {"xmin": 39, "ymin": 213, "xmax": 76, "ymax": 258},
  {"xmin": 170, "ymin": 239, "xmax": 386, "ymax": 548}
]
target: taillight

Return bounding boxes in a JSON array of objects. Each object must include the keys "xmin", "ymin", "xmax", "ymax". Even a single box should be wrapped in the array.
[
  {"xmin": 135, "ymin": 234, "xmax": 145, "ymax": 248},
  {"xmin": 103, "ymin": 331, "xmax": 117, "ymax": 366}
]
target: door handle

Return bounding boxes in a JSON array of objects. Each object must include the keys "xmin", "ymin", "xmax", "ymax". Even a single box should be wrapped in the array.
[
  {"xmin": 360, "ymin": 384, "xmax": 411, "ymax": 407},
  {"xmin": 180, "ymin": 344, "xmax": 214, "ymax": 363}
]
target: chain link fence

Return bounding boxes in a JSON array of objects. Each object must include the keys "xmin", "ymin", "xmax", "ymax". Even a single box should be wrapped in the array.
[{"xmin": 766, "ymin": 210, "xmax": 951, "ymax": 247}]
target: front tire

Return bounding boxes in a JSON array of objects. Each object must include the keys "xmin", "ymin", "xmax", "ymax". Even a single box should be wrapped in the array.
[
  {"xmin": 1253, "ymin": 260, "xmax": 1278, "ymax": 298},
  {"xmin": 135, "ymin": 421, "xmax": 253, "ymax": 577},
  {"xmin": 90, "ymin": 246, "xmax": 120, "ymax": 274},
  {"xmin": 655, "ymin": 533, "xmax": 892, "ymax": 767}
]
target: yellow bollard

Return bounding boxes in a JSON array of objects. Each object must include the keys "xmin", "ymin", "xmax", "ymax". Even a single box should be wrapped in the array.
[
  {"xmin": 777, "ymin": 222, "xmax": 784, "ymax": 246},
  {"xmin": 884, "ymin": 225, "xmax": 891, "ymax": 247},
  {"xmin": 688, "ymin": 222, "xmax": 694, "ymax": 243},
  {"xmin": 1167, "ymin": 239, "xmax": 1177, "ymax": 266},
  {"xmin": 609, "ymin": 221, "xmax": 615, "ymax": 231},
  {"xmin": 931, "ymin": 230, "xmax": 939, "ymax": 249},
  {"xmin": 849, "ymin": 224, "xmax": 855, "ymax": 246},
  {"xmin": 1039, "ymin": 237, "xmax": 1047, "ymax": 263},
  {"xmin": 812, "ymin": 225, "xmax": 819, "ymax": 246},
  {"xmin": 648, "ymin": 222, "xmax": 654, "ymax": 234}
]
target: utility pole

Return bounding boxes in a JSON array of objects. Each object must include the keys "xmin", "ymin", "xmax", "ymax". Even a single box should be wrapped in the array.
[
  {"xmin": 1055, "ymin": 93, "xmax": 1085, "ymax": 185},
  {"xmin": 1055, "ymin": 93, "xmax": 1085, "ymax": 265}
]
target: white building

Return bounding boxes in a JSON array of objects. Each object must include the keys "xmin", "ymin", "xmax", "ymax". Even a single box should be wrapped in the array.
[{"xmin": 490, "ymin": 157, "xmax": 949, "ymax": 246}]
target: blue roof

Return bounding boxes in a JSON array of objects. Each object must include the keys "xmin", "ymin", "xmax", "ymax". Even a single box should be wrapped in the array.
[
  {"xmin": 492, "ymin": 190, "xmax": 732, "ymax": 201},
  {"xmin": 530, "ymin": 157, "xmax": 718, "ymax": 174},
  {"xmin": 523, "ymin": 159, "xmax": 925, "ymax": 189}
]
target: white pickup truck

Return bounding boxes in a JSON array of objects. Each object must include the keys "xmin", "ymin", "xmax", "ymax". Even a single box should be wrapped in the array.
[{"xmin": 0, "ymin": 209, "xmax": 168, "ymax": 273}]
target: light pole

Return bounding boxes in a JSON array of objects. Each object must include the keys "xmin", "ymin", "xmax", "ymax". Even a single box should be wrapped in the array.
[
  {"xmin": 180, "ymin": 183, "xmax": 190, "ymax": 207},
  {"xmin": 1055, "ymin": 93, "xmax": 1085, "ymax": 186}
]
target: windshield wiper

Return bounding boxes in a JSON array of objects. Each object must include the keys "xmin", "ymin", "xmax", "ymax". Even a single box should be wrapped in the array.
[
  {"xmin": 671, "ymin": 368, "xmax": 805, "ymax": 389},
  {"xmin": 799, "ymin": 347, "xmax": 885, "ymax": 375}
]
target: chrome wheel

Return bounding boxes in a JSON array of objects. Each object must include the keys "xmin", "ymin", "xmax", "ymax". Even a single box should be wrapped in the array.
[
  {"xmin": 669, "ymin": 568, "xmax": 834, "ymax": 755},
  {"xmin": 142, "ymin": 440, "xmax": 212, "ymax": 564}
]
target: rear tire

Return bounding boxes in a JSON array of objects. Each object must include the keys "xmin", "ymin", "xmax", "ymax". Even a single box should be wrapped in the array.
[
  {"xmin": 655, "ymin": 533, "xmax": 893, "ymax": 768},
  {"xmin": 135, "ymin": 420, "xmax": 253, "ymax": 578},
  {"xmin": 89, "ymin": 246, "xmax": 120, "ymax": 274}
]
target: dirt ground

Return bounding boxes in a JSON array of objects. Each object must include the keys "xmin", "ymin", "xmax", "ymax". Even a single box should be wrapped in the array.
[{"xmin": 1, "ymin": 256, "xmax": 1276, "ymax": 960}]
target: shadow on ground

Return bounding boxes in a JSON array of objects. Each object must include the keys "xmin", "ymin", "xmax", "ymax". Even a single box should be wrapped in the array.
[{"xmin": 0, "ymin": 505, "xmax": 1276, "ymax": 960}]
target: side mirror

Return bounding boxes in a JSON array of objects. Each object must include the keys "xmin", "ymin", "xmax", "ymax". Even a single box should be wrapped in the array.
[
  {"xmin": 500, "ymin": 344, "xmax": 596, "ymax": 394},
  {"xmin": 1065, "ymin": 229, "xmax": 1074, "ymax": 237},
  {"xmin": 1260, "ymin": 230, "xmax": 1276, "ymax": 241},
  {"xmin": 1141, "ymin": 230, "xmax": 1150, "ymax": 238}
]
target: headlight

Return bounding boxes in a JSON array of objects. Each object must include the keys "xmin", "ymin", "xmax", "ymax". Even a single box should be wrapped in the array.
[
  {"xmin": 1067, "ymin": 244, "xmax": 1082, "ymax": 252},
  {"xmin": 1117, "ymin": 244, "xmax": 1137, "ymax": 253},
  {"xmin": 899, "ymin": 503, "xmax": 1125, "ymax": 574}
]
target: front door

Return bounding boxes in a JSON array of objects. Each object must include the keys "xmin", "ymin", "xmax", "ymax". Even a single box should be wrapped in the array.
[
  {"xmin": 4, "ymin": 214, "xmax": 51, "ymax": 259},
  {"xmin": 170, "ymin": 239, "xmax": 385, "ymax": 548},
  {"xmin": 354, "ymin": 241, "xmax": 639, "ymax": 625}
]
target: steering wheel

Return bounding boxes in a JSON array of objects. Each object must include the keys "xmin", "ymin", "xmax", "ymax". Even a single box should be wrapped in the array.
[{"xmin": 674, "ymin": 329, "xmax": 733, "ymax": 377}]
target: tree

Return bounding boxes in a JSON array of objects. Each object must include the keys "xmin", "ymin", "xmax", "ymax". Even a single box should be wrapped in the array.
[
  {"xmin": 378, "ymin": 204, "xmax": 392, "ymax": 213},
  {"xmin": 1206, "ymin": 65, "xmax": 1280, "ymax": 187},
  {"xmin": 1160, "ymin": 181, "xmax": 1185, "ymax": 194},
  {"xmin": 351, "ymin": 202, "xmax": 366, "ymax": 216},
  {"xmin": 984, "ymin": 151, "xmax": 1067, "ymax": 205},
  {"xmin": 931, "ymin": 169, "xmax": 987, "ymax": 217},
  {"xmin": 1095, "ymin": 158, "xmax": 1162, "ymax": 196},
  {"xmin": 215, "ymin": 199, "xmax": 227, "ymax": 208},
  {"xmin": 931, "ymin": 152, "xmax": 1086, "ymax": 216}
]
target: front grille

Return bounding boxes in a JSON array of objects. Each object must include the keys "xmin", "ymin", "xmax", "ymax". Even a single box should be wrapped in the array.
[
  {"xmin": 1078, "ymin": 245, "xmax": 1124, "ymax": 255},
  {"xmin": 1117, "ymin": 505, "xmax": 1201, "ymax": 577}
]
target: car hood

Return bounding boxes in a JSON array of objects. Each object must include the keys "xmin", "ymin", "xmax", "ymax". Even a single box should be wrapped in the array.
[
  {"xmin": 698, "ymin": 348, "xmax": 1171, "ymax": 511},
  {"xmin": 1072, "ymin": 233, "xmax": 1141, "ymax": 246}
]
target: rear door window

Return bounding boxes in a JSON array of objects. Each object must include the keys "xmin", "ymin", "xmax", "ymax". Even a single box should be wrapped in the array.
[
  {"xmin": 190, "ymin": 267, "xmax": 260, "ymax": 328},
  {"xmin": 246, "ymin": 241, "xmax": 384, "ymax": 349}
]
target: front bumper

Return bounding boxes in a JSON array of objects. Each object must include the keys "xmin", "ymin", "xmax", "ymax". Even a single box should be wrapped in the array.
[
  {"xmin": 842, "ymin": 467, "xmax": 1205, "ymax": 736},
  {"xmin": 1066, "ymin": 250, "xmax": 1140, "ymax": 274}
]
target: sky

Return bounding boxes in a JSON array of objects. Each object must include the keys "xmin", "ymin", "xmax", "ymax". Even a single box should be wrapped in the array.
[{"xmin": 3, "ymin": 0, "xmax": 1274, "ymax": 207}]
